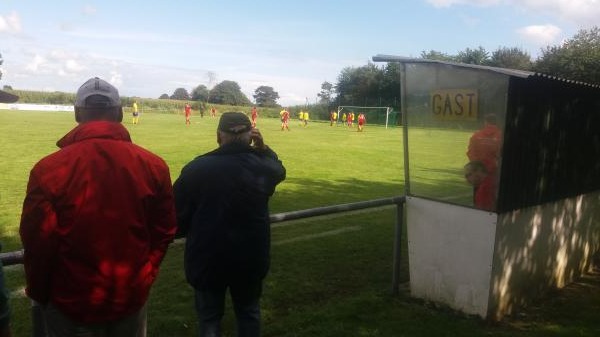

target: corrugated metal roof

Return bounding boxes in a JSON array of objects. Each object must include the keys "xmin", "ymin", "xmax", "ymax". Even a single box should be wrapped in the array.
[{"xmin": 372, "ymin": 54, "xmax": 600, "ymax": 89}]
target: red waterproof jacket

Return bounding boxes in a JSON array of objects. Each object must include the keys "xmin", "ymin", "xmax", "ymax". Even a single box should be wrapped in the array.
[
  {"xmin": 475, "ymin": 174, "xmax": 497, "ymax": 212},
  {"xmin": 20, "ymin": 121, "xmax": 176, "ymax": 323},
  {"xmin": 467, "ymin": 124, "xmax": 503, "ymax": 174}
]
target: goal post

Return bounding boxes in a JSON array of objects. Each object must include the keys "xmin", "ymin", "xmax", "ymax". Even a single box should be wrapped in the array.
[{"xmin": 336, "ymin": 105, "xmax": 394, "ymax": 129}]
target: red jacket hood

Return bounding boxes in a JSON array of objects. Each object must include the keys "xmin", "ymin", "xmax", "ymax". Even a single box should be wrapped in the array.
[{"xmin": 57, "ymin": 121, "xmax": 132, "ymax": 148}]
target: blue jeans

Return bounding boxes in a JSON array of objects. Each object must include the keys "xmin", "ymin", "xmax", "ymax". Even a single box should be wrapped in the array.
[{"xmin": 194, "ymin": 280, "xmax": 262, "ymax": 337}]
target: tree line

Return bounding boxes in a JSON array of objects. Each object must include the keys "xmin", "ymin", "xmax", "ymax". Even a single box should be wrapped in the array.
[
  {"xmin": 162, "ymin": 81, "xmax": 280, "ymax": 108},
  {"xmin": 161, "ymin": 26, "xmax": 598, "ymax": 114},
  {"xmin": 318, "ymin": 26, "xmax": 600, "ymax": 109}
]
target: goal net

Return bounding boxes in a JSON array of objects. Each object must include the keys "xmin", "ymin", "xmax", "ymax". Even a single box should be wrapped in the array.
[{"xmin": 336, "ymin": 106, "xmax": 396, "ymax": 128}]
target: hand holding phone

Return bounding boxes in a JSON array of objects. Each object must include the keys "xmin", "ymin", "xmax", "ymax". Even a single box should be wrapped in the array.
[{"xmin": 250, "ymin": 128, "xmax": 266, "ymax": 150}]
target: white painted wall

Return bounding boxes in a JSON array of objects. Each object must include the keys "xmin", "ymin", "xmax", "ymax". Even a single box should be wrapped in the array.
[
  {"xmin": 406, "ymin": 193, "xmax": 600, "ymax": 319},
  {"xmin": 407, "ymin": 197, "xmax": 497, "ymax": 317},
  {"xmin": 0, "ymin": 103, "xmax": 73, "ymax": 112}
]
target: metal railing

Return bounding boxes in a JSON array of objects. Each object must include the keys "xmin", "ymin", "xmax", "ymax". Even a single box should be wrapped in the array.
[
  {"xmin": 0, "ymin": 249, "xmax": 23, "ymax": 267},
  {"xmin": 269, "ymin": 195, "xmax": 406, "ymax": 294},
  {"xmin": 1, "ymin": 196, "xmax": 406, "ymax": 335}
]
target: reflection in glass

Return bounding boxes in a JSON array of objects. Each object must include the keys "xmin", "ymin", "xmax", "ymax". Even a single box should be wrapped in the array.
[{"xmin": 405, "ymin": 63, "xmax": 507, "ymax": 210}]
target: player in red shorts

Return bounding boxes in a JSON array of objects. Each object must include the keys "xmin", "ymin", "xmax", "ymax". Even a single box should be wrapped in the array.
[
  {"xmin": 357, "ymin": 113, "xmax": 366, "ymax": 132},
  {"xmin": 185, "ymin": 103, "xmax": 192, "ymax": 125},
  {"xmin": 280, "ymin": 108, "xmax": 290, "ymax": 131},
  {"xmin": 251, "ymin": 106, "xmax": 258, "ymax": 128}
]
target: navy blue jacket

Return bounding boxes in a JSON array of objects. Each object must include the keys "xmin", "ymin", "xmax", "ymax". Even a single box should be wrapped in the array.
[{"xmin": 174, "ymin": 142, "xmax": 286, "ymax": 289}]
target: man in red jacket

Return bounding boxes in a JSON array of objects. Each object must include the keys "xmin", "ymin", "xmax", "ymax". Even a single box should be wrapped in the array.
[
  {"xmin": 467, "ymin": 113, "xmax": 503, "ymax": 175},
  {"xmin": 20, "ymin": 77, "xmax": 177, "ymax": 336}
]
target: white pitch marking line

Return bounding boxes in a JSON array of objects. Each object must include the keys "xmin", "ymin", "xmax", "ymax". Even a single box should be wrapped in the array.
[{"xmin": 273, "ymin": 225, "xmax": 362, "ymax": 246}]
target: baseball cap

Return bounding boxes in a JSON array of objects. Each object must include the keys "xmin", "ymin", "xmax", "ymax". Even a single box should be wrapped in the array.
[
  {"xmin": 0, "ymin": 89, "xmax": 18, "ymax": 103},
  {"xmin": 218, "ymin": 112, "xmax": 252, "ymax": 134},
  {"xmin": 74, "ymin": 77, "xmax": 121, "ymax": 108}
]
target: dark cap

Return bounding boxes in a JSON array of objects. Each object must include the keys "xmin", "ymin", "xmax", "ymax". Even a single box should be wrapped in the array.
[
  {"xmin": 75, "ymin": 77, "xmax": 121, "ymax": 108},
  {"xmin": 0, "ymin": 89, "xmax": 18, "ymax": 103},
  {"xmin": 218, "ymin": 112, "xmax": 252, "ymax": 134}
]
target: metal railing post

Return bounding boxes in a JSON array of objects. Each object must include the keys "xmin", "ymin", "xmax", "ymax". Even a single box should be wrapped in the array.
[
  {"xmin": 0, "ymin": 250, "xmax": 46, "ymax": 337},
  {"xmin": 0, "ymin": 250, "xmax": 24, "ymax": 266}
]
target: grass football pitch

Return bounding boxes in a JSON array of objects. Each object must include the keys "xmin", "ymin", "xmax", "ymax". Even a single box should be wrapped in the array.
[{"xmin": 1, "ymin": 110, "xmax": 599, "ymax": 336}]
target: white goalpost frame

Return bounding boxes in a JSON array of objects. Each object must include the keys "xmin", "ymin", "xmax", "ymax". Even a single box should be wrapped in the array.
[{"xmin": 336, "ymin": 105, "xmax": 393, "ymax": 129}]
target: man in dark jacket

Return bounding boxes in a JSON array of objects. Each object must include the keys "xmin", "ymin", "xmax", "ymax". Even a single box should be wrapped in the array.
[
  {"xmin": 20, "ymin": 77, "xmax": 177, "ymax": 336},
  {"xmin": 174, "ymin": 112, "xmax": 286, "ymax": 337}
]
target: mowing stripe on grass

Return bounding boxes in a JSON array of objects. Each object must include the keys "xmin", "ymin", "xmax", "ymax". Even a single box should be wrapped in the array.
[{"xmin": 171, "ymin": 223, "xmax": 364, "ymax": 248}]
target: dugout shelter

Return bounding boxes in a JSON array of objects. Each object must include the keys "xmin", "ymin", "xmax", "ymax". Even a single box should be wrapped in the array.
[{"xmin": 372, "ymin": 55, "xmax": 600, "ymax": 319}]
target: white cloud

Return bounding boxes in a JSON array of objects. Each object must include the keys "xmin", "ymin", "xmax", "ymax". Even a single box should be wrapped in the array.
[
  {"xmin": 517, "ymin": 24, "xmax": 562, "ymax": 45},
  {"xmin": 65, "ymin": 59, "xmax": 85, "ymax": 73},
  {"xmin": 523, "ymin": 0, "xmax": 600, "ymax": 26},
  {"xmin": 426, "ymin": 0, "xmax": 501, "ymax": 8},
  {"xmin": 22, "ymin": 50, "xmax": 88, "ymax": 78},
  {"xmin": 426, "ymin": 0, "xmax": 600, "ymax": 26},
  {"xmin": 49, "ymin": 49, "xmax": 75, "ymax": 61},
  {"xmin": 0, "ymin": 11, "xmax": 22, "ymax": 34},
  {"xmin": 109, "ymin": 71, "xmax": 123, "ymax": 87},
  {"xmin": 43, "ymin": 50, "xmax": 87, "ymax": 76},
  {"xmin": 82, "ymin": 5, "xmax": 97, "ymax": 16},
  {"xmin": 25, "ymin": 55, "xmax": 46, "ymax": 72}
]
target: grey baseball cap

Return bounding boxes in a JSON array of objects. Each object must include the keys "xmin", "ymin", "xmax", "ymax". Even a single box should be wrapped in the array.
[
  {"xmin": 74, "ymin": 77, "xmax": 121, "ymax": 108},
  {"xmin": 218, "ymin": 112, "xmax": 252, "ymax": 134}
]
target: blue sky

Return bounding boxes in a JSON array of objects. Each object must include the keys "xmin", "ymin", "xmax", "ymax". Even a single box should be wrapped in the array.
[{"xmin": 1, "ymin": 0, "xmax": 598, "ymax": 106}]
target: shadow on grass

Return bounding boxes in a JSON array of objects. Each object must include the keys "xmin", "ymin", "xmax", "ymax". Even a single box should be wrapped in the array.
[
  {"xmin": 271, "ymin": 176, "xmax": 404, "ymax": 214},
  {"xmin": 4, "ymin": 174, "xmax": 600, "ymax": 336}
]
